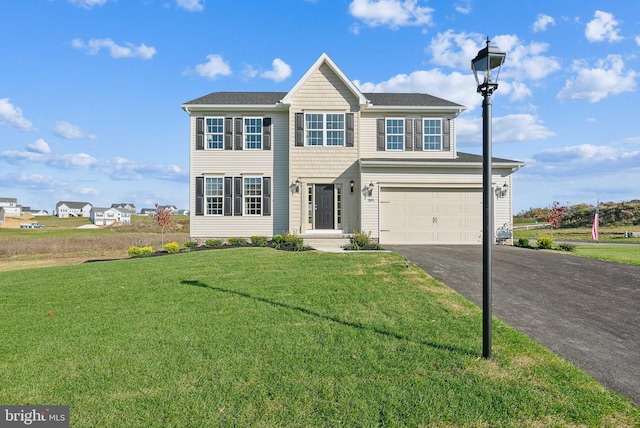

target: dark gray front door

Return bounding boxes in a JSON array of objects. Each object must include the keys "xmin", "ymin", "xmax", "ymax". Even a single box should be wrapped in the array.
[{"xmin": 315, "ymin": 184, "xmax": 334, "ymax": 229}]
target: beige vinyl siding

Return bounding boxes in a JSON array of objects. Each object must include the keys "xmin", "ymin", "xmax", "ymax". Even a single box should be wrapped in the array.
[
  {"xmin": 359, "ymin": 113, "xmax": 457, "ymax": 160},
  {"xmin": 288, "ymin": 63, "xmax": 361, "ymax": 234},
  {"xmin": 189, "ymin": 112, "xmax": 288, "ymax": 239},
  {"xmin": 494, "ymin": 172, "xmax": 513, "ymax": 242}
]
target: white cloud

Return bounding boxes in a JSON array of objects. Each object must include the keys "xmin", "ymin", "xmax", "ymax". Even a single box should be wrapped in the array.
[
  {"xmin": 427, "ymin": 31, "xmax": 560, "ymax": 82},
  {"xmin": 457, "ymin": 114, "xmax": 555, "ymax": 145},
  {"xmin": 585, "ymin": 10, "xmax": 623, "ymax": 42},
  {"xmin": 355, "ymin": 68, "xmax": 480, "ymax": 112},
  {"xmin": 27, "ymin": 139, "xmax": 51, "ymax": 154},
  {"xmin": 348, "ymin": 0, "xmax": 434, "ymax": 29},
  {"xmin": 176, "ymin": 0, "xmax": 204, "ymax": 12},
  {"xmin": 636, "ymin": 36, "xmax": 640, "ymax": 46},
  {"xmin": 71, "ymin": 38, "xmax": 156, "ymax": 59},
  {"xmin": 533, "ymin": 14, "xmax": 555, "ymax": 32},
  {"xmin": 531, "ymin": 144, "xmax": 640, "ymax": 177},
  {"xmin": 242, "ymin": 64, "xmax": 259, "ymax": 79},
  {"xmin": 68, "ymin": 0, "xmax": 110, "ymax": 8},
  {"xmin": 454, "ymin": 1, "xmax": 471, "ymax": 14},
  {"xmin": 192, "ymin": 54, "xmax": 232, "ymax": 79},
  {"xmin": 557, "ymin": 55, "xmax": 637, "ymax": 103},
  {"xmin": 260, "ymin": 58, "xmax": 292, "ymax": 82},
  {"xmin": 0, "ymin": 98, "xmax": 35, "ymax": 131},
  {"xmin": 54, "ymin": 121, "xmax": 97, "ymax": 139}
]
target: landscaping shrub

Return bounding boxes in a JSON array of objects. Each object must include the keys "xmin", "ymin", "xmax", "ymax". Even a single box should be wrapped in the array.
[
  {"xmin": 271, "ymin": 234, "xmax": 284, "ymax": 249},
  {"xmin": 515, "ymin": 237, "xmax": 530, "ymax": 248},
  {"xmin": 250, "ymin": 236, "xmax": 269, "ymax": 247},
  {"xmin": 346, "ymin": 230, "xmax": 382, "ymax": 250},
  {"xmin": 557, "ymin": 243, "xmax": 576, "ymax": 252},
  {"xmin": 205, "ymin": 239, "xmax": 223, "ymax": 248},
  {"xmin": 282, "ymin": 232, "xmax": 305, "ymax": 251},
  {"xmin": 127, "ymin": 245, "xmax": 153, "ymax": 257},
  {"xmin": 537, "ymin": 236, "xmax": 554, "ymax": 249},
  {"xmin": 183, "ymin": 241, "xmax": 199, "ymax": 251},
  {"xmin": 164, "ymin": 242, "xmax": 180, "ymax": 253},
  {"xmin": 227, "ymin": 237, "xmax": 249, "ymax": 247}
]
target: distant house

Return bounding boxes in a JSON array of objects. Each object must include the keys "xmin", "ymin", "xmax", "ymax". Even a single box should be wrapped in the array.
[
  {"xmin": 158, "ymin": 205, "xmax": 178, "ymax": 213},
  {"xmin": 0, "ymin": 197, "xmax": 22, "ymax": 217},
  {"xmin": 140, "ymin": 208, "xmax": 157, "ymax": 215},
  {"xmin": 177, "ymin": 209, "xmax": 190, "ymax": 215},
  {"xmin": 55, "ymin": 201, "xmax": 92, "ymax": 218},
  {"xmin": 31, "ymin": 209, "xmax": 49, "ymax": 216},
  {"xmin": 0, "ymin": 207, "xmax": 4, "ymax": 225},
  {"xmin": 111, "ymin": 203, "xmax": 136, "ymax": 214},
  {"xmin": 90, "ymin": 207, "xmax": 131, "ymax": 226}
]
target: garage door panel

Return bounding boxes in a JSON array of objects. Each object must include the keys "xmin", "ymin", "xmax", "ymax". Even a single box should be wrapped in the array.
[{"xmin": 380, "ymin": 188, "xmax": 482, "ymax": 245}]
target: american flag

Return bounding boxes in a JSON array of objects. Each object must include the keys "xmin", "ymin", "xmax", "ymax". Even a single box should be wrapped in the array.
[{"xmin": 591, "ymin": 205, "xmax": 599, "ymax": 242}]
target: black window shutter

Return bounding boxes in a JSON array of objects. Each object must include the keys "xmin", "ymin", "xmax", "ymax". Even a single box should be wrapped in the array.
[
  {"xmin": 195, "ymin": 176, "xmax": 204, "ymax": 215},
  {"xmin": 263, "ymin": 117, "xmax": 271, "ymax": 150},
  {"xmin": 234, "ymin": 118, "xmax": 243, "ymax": 150},
  {"xmin": 196, "ymin": 117, "xmax": 204, "ymax": 150},
  {"xmin": 224, "ymin": 118, "xmax": 233, "ymax": 150},
  {"xmin": 262, "ymin": 177, "xmax": 271, "ymax": 216},
  {"xmin": 414, "ymin": 118, "xmax": 423, "ymax": 151},
  {"xmin": 376, "ymin": 118, "xmax": 385, "ymax": 151},
  {"xmin": 224, "ymin": 177, "xmax": 232, "ymax": 216},
  {"xmin": 345, "ymin": 113, "xmax": 354, "ymax": 147},
  {"xmin": 442, "ymin": 118, "xmax": 451, "ymax": 151},
  {"xmin": 404, "ymin": 118, "xmax": 413, "ymax": 151},
  {"xmin": 295, "ymin": 113, "xmax": 304, "ymax": 147},
  {"xmin": 234, "ymin": 177, "xmax": 243, "ymax": 216}
]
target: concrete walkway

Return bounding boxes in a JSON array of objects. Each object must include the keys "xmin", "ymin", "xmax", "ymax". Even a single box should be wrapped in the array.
[{"xmin": 385, "ymin": 245, "xmax": 640, "ymax": 406}]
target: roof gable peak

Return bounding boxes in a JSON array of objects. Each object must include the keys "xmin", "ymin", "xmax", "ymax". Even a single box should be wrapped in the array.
[{"xmin": 281, "ymin": 53, "xmax": 368, "ymax": 105}]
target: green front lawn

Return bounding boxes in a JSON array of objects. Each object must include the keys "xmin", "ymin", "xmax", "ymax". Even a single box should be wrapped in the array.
[{"xmin": 1, "ymin": 248, "xmax": 637, "ymax": 426}]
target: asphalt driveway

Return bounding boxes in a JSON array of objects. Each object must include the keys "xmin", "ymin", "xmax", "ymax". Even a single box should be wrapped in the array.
[{"xmin": 385, "ymin": 245, "xmax": 640, "ymax": 406}]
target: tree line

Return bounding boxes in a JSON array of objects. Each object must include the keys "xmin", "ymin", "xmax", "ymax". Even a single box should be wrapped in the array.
[{"xmin": 516, "ymin": 200, "xmax": 640, "ymax": 228}]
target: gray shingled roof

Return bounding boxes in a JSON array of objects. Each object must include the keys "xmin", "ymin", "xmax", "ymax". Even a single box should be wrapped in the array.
[
  {"xmin": 183, "ymin": 92, "xmax": 287, "ymax": 106},
  {"xmin": 363, "ymin": 93, "xmax": 463, "ymax": 108},
  {"xmin": 182, "ymin": 91, "xmax": 463, "ymax": 108},
  {"xmin": 361, "ymin": 152, "xmax": 523, "ymax": 164}
]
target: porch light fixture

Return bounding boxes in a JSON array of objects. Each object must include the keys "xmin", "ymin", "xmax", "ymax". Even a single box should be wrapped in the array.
[
  {"xmin": 472, "ymin": 37, "xmax": 506, "ymax": 360},
  {"xmin": 350, "ymin": 179, "xmax": 355, "ymax": 193},
  {"xmin": 292, "ymin": 177, "xmax": 301, "ymax": 193},
  {"xmin": 367, "ymin": 182, "xmax": 374, "ymax": 196},
  {"xmin": 499, "ymin": 183, "xmax": 508, "ymax": 198}
]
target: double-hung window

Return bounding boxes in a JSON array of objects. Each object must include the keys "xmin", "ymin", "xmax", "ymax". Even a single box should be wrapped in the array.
[
  {"xmin": 305, "ymin": 113, "xmax": 345, "ymax": 146},
  {"xmin": 386, "ymin": 118, "xmax": 404, "ymax": 151},
  {"xmin": 243, "ymin": 177, "xmax": 262, "ymax": 215},
  {"xmin": 205, "ymin": 117, "xmax": 224, "ymax": 149},
  {"xmin": 423, "ymin": 119, "xmax": 442, "ymax": 151},
  {"xmin": 205, "ymin": 177, "xmax": 224, "ymax": 215},
  {"xmin": 244, "ymin": 118, "xmax": 262, "ymax": 149}
]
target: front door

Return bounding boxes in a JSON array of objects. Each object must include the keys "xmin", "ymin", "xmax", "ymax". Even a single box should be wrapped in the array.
[{"xmin": 315, "ymin": 184, "xmax": 334, "ymax": 229}]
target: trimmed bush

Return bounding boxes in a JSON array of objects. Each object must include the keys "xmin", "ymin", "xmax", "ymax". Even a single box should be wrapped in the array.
[
  {"xmin": 271, "ymin": 234, "xmax": 284, "ymax": 249},
  {"xmin": 183, "ymin": 241, "xmax": 199, "ymax": 251},
  {"xmin": 283, "ymin": 232, "xmax": 305, "ymax": 251},
  {"xmin": 127, "ymin": 245, "xmax": 153, "ymax": 257},
  {"xmin": 557, "ymin": 243, "xmax": 576, "ymax": 252},
  {"xmin": 537, "ymin": 236, "xmax": 554, "ymax": 250},
  {"xmin": 346, "ymin": 230, "xmax": 382, "ymax": 251},
  {"xmin": 515, "ymin": 237, "xmax": 530, "ymax": 248},
  {"xmin": 205, "ymin": 239, "xmax": 223, "ymax": 248},
  {"xmin": 164, "ymin": 242, "xmax": 180, "ymax": 253},
  {"xmin": 228, "ymin": 237, "xmax": 249, "ymax": 247},
  {"xmin": 250, "ymin": 236, "xmax": 269, "ymax": 247}
]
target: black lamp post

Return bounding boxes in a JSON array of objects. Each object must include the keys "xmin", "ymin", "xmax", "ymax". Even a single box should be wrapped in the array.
[{"xmin": 471, "ymin": 38, "xmax": 506, "ymax": 359}]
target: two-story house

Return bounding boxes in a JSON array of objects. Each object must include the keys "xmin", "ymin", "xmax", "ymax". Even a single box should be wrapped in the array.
[
  {"xmin": 90, "ymin": 207, "xmax": 131, "ymax": 226},
  {"xmin": 181, "ymin": 53, "xmax": 523, "ymax": 245},
  {"xmin": 55, "ymin": 201, "xmax": 92, "ymax": 218}
]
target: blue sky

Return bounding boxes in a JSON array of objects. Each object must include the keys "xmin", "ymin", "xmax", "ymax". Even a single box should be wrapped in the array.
[{"xmin": 1, "ymin": 0, "xmax": 639, "ymax": 213}]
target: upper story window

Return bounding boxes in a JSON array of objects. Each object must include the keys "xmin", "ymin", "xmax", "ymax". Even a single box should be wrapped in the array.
[
  {"xmin": 386, "ymin": 118, "xmax": 404, "ymax": 151},
  {"xmin": 206, "ymin": 117, "xmax": 224, "ymax": 149},
  {"xmin": 305, "ymin": 113, "xmax": 345, "ymax": 146},
  {"xmin": 244, "ymin": 118, "xmax": 263, "ymax": 150},
  {"xmin": 423, "ymin": 119, "xmax": 442, "ymax": 151},
  {"xmin": 205, "ymin": 177, "xmax": 224, "ymax": 215}
]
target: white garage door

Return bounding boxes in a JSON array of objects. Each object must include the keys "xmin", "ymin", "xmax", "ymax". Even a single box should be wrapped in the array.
[{"xmin": 380, "ymin": 188, "xmax": 482, "ymax": 244}]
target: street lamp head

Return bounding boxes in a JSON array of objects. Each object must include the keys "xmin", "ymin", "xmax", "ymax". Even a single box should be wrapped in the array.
[{"xmin": 471, "ymin": 38, "xmax": 506, "ymax": 95}]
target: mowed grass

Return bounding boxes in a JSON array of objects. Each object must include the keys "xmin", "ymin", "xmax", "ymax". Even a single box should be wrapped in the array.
[
  {"xmin": 571, "ymin": 244, "xmax": 640, "ymax": 266},
  {"xmin": 1, "ymin": 249, "xmax": 638, "ymax": 427}
]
